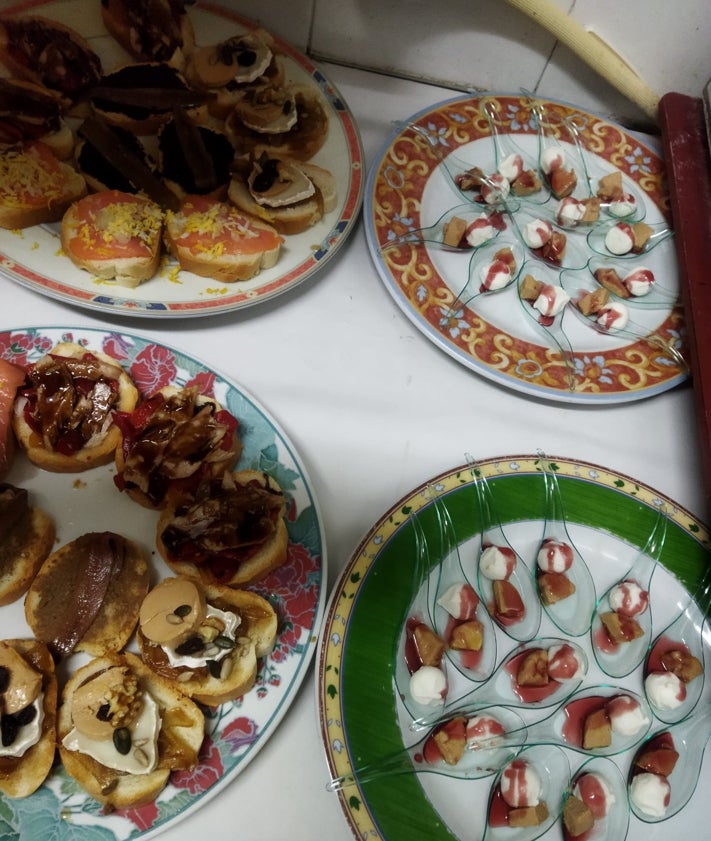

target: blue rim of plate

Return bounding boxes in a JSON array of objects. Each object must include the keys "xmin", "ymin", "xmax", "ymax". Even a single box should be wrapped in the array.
[
  {"xmin": 364, "ymin": 92, "xmax": 686, "ymax": 404},
  {"xmin": 0, "ymin": 325, "xmax": 326, "ymax": 840},
  {"xmin": 317, "ymin": 455, "xmax": 710, "ymax": 841},
  {"xmin": 0, "ymin": 0, "xmax": 364, "ymax": 318}
]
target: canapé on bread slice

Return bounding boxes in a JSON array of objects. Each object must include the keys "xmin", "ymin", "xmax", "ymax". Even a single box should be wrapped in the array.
[
  {"xmin": 164, "ymin": 194, "xmax": 283, "ymax": 282},
  {"xmin": 61, "ymin": 190, "xmax": 164, "ymax": 287},
  {"xmin": 0, "ymin": 15, "xmax": 101, "ymax": 106},
  {"xmin": 57, "ymin": 651, "xmax": 204, "ymax": 809},
  {"xmin": 137, "ymin": 576, "xmax": 278, "ymax": 705},
  {"xmin": 113, "ymin": 385, "xmax": 243, "ymax": 510},
  {"xmin": 0, "ymin": 638, "xmax": 57, "ymax": 799},
  {"xmin": 157, "ymin": 469, "xmax": 289, "ymax": 587},
  {"xmin": 0, "ymin": 357, "xmax": 26, "ymax": 480},
  {"xmin": 0, "ymin": 141, "xmax": 87, "ymax": 229},
  {"xmin": 0, "ymin": 78, "xmax": 74, "ymax": 160},
  {"xmin": 24, "ymin": 531, "xmax": 149, "ymax": 659},
  {"xmin": 0, "ymin": 483, "xmax": 55, "ymax": 607},
  {"xmin": 101, "ymin": 0, "xmax": 195, "ymax": 65},
  {"xmin": 224, "ymin": 83, "xmax": 329, "ymax": 161},
  {"xmin": 228, "ymin": 156, "xmax": 337, "ymax": 235},
  {"xmin": 12, "ymin": 342, "xmax": 139, "ymax": 473}
]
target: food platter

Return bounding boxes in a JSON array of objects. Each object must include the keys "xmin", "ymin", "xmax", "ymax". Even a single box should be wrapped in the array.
[
  {"xmin": 0, "ymin": 325, "xmax": 326, "ymax": 840},
  {"xmin": 0, "ymin": 0, "xmax": 364, "ymax": 317},
  {"xmin": 318, "ymin": 456, "xmax": 710, "ymax": 841},
  {"xmin": 364, "ymin": 94, "xmax": 686, "ymax": 403}
]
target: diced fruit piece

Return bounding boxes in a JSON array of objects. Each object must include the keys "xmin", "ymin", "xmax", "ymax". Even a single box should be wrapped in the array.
[
  {"xmin": 600, "ymin": 611, "xmax": 644, "ymax": 644},
  {"xmin": 432, "ymin": 716, "xmax": 467, "ymax": 765},
  {"xmin": 550, "ymin": 167, "xmax": 577, "ymax": 198},
  {"xmin": 563, "ymin": 794, "xmax": 595, "ymax": 837},
  {"xmin": 583, "ymin": 708, "xmax": 612, "ymax": 749},
  {"xmin": 594, "ymin": 267, "xmax": 630, "ymax": 299},
  {"xmin": 449, "ymin": 618, "xmax": 484, "ymax": 652},
  {"xmin": 413, "ymin": 623, "xmax": 446, "ymax": 667},
  {"xmin": 635, "ymin": 745, "xmax": 680, "ymax": 777},
  {"xmin": 517, "ymin": 648, "xmax": 549, "ymax": 686},
  {"xmin": 509, "ymin": 801, "xmax": 549, "ymax": 827},
  {"xmin": 492, "ymin": 579, "xmax": 525, "ymax": 621},
  {"xmin": 660, "ymin": 649, "xmax": 703, "ymax": 683},
  {"xmin": 538, "ymin": 571, "xmax": 576, "ymax": 604},
  {"xmin": 442, "ymin": 216, "xmax": 467, "ymax": 248}
]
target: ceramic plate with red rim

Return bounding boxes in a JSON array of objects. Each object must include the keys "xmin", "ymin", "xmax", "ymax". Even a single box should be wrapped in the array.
[
  {"xmin": 0, "ymin": 326, "xmax": 326, "ymax": 840},
  {"xmin": 364, "ymin": 94, "xmax": 685, "ymax": 403},
  {"xmin": 0, "ymin": 0, "xmax": 363, "ymax": 317},
  {"xmin": 317, "ymin": 456, "xmax": 710, "ymax": 841}
]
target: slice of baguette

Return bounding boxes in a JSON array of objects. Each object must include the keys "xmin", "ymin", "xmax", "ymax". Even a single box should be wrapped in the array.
[
  {"xmin": 12, "ymin": 342, "xmax": 139, "ymax": 473},
  {"xmin": 157, "ymin": 469, "xmax": 289, "ymax": 587},
  {"xmin": 25, "ymin": 532, "xmax": 149, "ymax": 659},
  {"xmin": 0, "ymin": 141, "xmax": 87, "ymax": 229},
  {"xmin": 0, "ymin": 639, "xmax": 57, "ymax": 799},
  {"xmin": 57, "ymin": 652, "xmax": 204, "ymax": 809},
  {"xmin": 0, "ymin": 484, "xmax": 55, "ymax": 607},
  {"xmin": 164, "ymin": 195, "xmax": 283, "ymax": 282},
  {"xmin": 228, "ymin": 158, "xmax": 337, "ymax": 235},
  {"xmin": 101, "ymin": 0, "xmax": 195, "ymax": 65},
  {"xmin": 137, "ymin": 577, "xmax": 278, "ymax": 705},
  {"xmin": 61, "ymin": 190, "xmax": 164, "ymax": 287}
]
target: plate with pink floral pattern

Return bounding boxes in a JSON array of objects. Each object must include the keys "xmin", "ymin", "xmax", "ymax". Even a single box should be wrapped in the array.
[
  {"xmin": 365, "ymin": 93, "xmax": 686, "ymax": 404},
  {"xmin": 0, "ymin": 326, "xmax": 326, "ymax": 841}
]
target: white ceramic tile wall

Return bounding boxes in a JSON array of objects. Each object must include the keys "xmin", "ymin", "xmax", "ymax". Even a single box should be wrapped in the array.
[{"xmin": 213, "ymin": 0, "xmax": 710, "ymax": 128}]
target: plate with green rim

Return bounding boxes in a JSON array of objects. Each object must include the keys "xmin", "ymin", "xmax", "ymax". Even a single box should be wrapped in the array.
[{"xmin": 317, "ymin": 456, "xmax": 711, "ymax": 841}]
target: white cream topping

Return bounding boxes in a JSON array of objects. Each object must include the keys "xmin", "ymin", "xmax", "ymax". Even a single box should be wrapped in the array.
[
  {"xmin": 0, "ymin": 695, "xmax": 44, "ymax": 758},
  {"xmin": 498, "ymin": 153, "xmax": 524, "ymax": 183},
  {"xmin": 163, "ymin": 604, "xmax": 239, "ymax": 668},
  {"xmin": 409, "ymin": 665, "xmax": 447, "ymax": 706},
  {"xmin": 479, "ymin": 545, "xmax": 516, "ymax": 580},
  {"xmin": 596, "ymin": 301, "xmax": 629, "ymax": 331},
  {"xmin": 533, "ymin": 284, "xmax": 570, "ymax": 317},
  {"xmin": 541, "ymin": 146, "xmax": 566, "ymax": 174},
  {"xmin": 604, "ymin": 224, "xmax": 634, "ymax": 255},
  {"xmin": 465, "ymin": 214, "xmax": 496, "ymax": 247},
  {"xmin": 630, "ymin": 773, "xmax": 670, "ymax": 817},
  {"xmin": 62, "ymin": 692, "xmax": 161, "ymax": 775},
  {"xmin": 644, "ymin": 671, "xmax": 686, "ymax": 710},
  {"xmin": 522, "ymin": 218, "xmax": 552, "ymax": 249}
]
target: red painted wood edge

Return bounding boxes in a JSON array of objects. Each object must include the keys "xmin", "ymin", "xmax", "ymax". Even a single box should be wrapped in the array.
[{"xmin": 659, "ymin": 92, "xmax": 711, "ymax": 520}]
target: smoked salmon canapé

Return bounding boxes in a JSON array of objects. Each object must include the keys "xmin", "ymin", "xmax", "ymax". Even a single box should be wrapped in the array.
[
  {"xmin": 0, "ymin": 140, "xmax": 86, "ymax": 229},
  {"xmin": 61, "ymin": 190, "xmax": 164, "ymax": 287},
  {"xmin": 0, "ymin": 358, "xmax": 26, "ymax": 478},
  {"xmin": 164, "ymin": 195, "xmax": 284, "ymax": 282}
]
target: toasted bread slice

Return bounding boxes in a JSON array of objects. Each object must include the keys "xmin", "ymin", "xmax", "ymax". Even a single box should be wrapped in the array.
[
  {"xmin": 0, "ymin": 78, "xmax": 74, "ymax": 160},
  {"xmin": 137, "ymin": 577, "xmax": 278, "ymax": 705},
  {"xmin": 0, "ymin": 639, "xmax": 57, "ymax": 799},
  {"xmin": 114, "ymin": 385, "xmax": 243, "ymax": 510},
  {"xmin": 61, "ymin": 190, "xmax": 164, "ymax": 287},
  {"xmin": 58, "ymin": 652, "xmax": 204, "ymax": 809},
  {"xmin": 228, "ymin": 158, "xmax": 337, "ymax": 235},
  {"xmin": 164, "ymin": 195, "xmax": 283, "ymax": 282},
  {"xmin": 0, "ymin": 15, "xmax": 101, "ymax": 106},
  {"xmin": 0, "ymin": 141, "xmax": 87, "ymax": 229},
  {"xmin": 12, "ymin": 342, "xmax": 139, "ymax": 473},
  {"xmin": 101, "ymin": 0, "xmax": 195, "ymax": 65},
  {"xmin": 0, "ymin": 357, "xmax": 25, "ymax": 479},
  {"xmin": 0, "ymin": 484, "xmax": 55, "ymax": 607},
  {"xmin": 224, "ymin": 84, "xmax": 329, "ymax": 161},
  {"xmin": 157, "ymin": 469, "xmax": 289, "ymax": 587},
  {"xmin": 25, "ymin": 532, "xmax": 149, "ymax": 659}
]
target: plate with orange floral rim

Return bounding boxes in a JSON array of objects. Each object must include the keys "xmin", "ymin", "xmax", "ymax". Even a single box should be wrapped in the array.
[
  {"xmin": 0, "ymin": 0, "xmax": 363, "ymax": 318},
  {"xmin": 0, "ymin": 326, "xmax": 325, "ymax": 841},
  {"xmin": 317, "ymin": 455, "xmax": 711, "ymax": 841},
  {"xmin": 364, "ymin": 93, "xmax": 686, "ymax": 403}
]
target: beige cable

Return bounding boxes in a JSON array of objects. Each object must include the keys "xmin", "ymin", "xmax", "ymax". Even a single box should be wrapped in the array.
[{"xmin": 502, "ymin": 0, "xmax": 660, "ymax": 121}]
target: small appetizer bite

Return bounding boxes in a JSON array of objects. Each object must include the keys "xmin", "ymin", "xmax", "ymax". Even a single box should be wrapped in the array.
[
  {"xmin": 61, "ymin": 190, "xmax": 164, "ymax": 287},
  {"xmin": 113, "ymin": 385, "xmax": 243, "ymax": 510},
  {"xmin": 0, "ymin": 15, "xmax": 102, "ymax": 106},
  {"xmin": 0, "ymin": 483, "xmax": 55, "ymax": 607},
  {"xmin": 0, "ymin": 357, "xmax": 25, "ymax": 479},
  {"xmin": 25, "ymin": 531, "xmax": 149, "ymax": 660},
  {"xmin": 100, "ymin": 0, "xmax": 195, "ymax": 65},
  {"xmin": 164, "ymin": 195, "xmax": 284, "ymax": 281},
  {"xmin": 224, "ymin": 83, "xmax": 330, "ymax": 162},
  {"xmin": 58, "ymin": 652, "xmax": 204, "ymax": 809},
  {"xmin": 0, "ymin": 141, "xmax": 86, "ymax": 229},
  {"xmin": 12, "ymin": 342, "xmax": 139, "ymax": 472},
  {"xmin": 156, "ymin": 469, "xmax": 289, "ymax": 586},
  {"xmin": 137, "ymin": 576, "xmax": 278, "ymax": 704},
  {"xmin": 0, "ymin": 639, "xmax": 57, "ymax": 798},
  {"xmin": 228, "ymin": 153, "xmax": 338, "ymax": 235},
  {"xmin": 0, "ymin": 78, "xmax": 74, "ymax": 160}
]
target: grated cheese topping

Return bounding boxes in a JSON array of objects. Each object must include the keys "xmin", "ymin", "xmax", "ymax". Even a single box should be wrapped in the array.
[
  {"xmin": 0, "ymin": 144, "xmax": 77, "ymax": 208},
  {"xmin": 167, "ymin": 203, "xmax": 262, "ymax": 258},
  {"xmin": 77, "ymin": 200, "xmax": 163, "ymax": 258}
]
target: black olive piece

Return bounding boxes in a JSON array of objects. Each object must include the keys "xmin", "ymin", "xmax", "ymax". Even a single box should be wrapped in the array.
[{"xmin": 214, "ymin": 635, "xmax": 235, "ymax": 650}]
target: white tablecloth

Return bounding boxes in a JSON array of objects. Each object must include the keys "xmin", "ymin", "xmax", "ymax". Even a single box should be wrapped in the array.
[{"xmin": 1, "ymin": 64, "xmax": 707, "ymax": 840}]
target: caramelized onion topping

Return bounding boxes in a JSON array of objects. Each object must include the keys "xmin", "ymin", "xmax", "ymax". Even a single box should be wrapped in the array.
[
  {"xmin": 2, "ymin": 18, "xmax": 102, "ymax": 98},
  {"xmin": 21, "ymin": 352, "xmax": 122, "ymax": 455}
]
